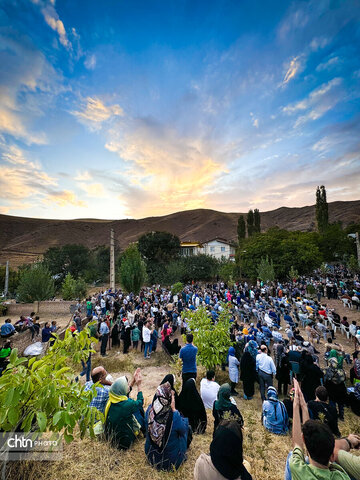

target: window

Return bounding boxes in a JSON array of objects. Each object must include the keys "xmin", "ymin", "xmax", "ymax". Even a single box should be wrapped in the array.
[
  {"xmin": 210, "ymin": 246, "xmax": 215, "ymax": 252},
  {"xmin": 221, "ymin": 246, "xmax": 225, "ymax": 252}
]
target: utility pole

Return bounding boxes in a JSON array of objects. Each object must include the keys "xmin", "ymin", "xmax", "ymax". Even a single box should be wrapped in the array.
[
  {"xmin": 110, "ymin": 229, "xmax": 115, "ymax": 291},
  {"xmin": 4, "ymin": 261, "xmax": 9, "ymax": 298}
]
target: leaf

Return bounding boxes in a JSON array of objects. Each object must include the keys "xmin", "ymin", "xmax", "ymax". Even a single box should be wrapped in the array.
[
  {"xmin": 36, "ymin": 411, "xmax": 47, "ymax": 432},
  {"xmin": 4, "ymin": 388, "xmax": 14, "ymax": 407},
  {"xmin": 8, "ymin": 407, "xmax": 19, "ymax": 426},
  {"xmin": 64, "ymin": 433, "xmax": 74, "ymax": 444},
  {"xmin": 9, "ymin": 348, "xmax": 18, "ymax": 364},
  {"xmin": 52, "ymin": 411, "xmax": 62, "ymax": 426}
]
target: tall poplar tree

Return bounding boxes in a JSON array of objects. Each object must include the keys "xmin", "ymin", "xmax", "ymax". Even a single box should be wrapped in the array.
[
  {"xmin": 254, "ymin": 208, "xmax": 261, "ymax": 233},
  {"xmin": 237, "ymin": 215, "xmax": 246, "ymax": 243},
  {"xmin": 247, "ymin": 209, "xmax": 255, "ymax": 237},
  {"xmin": 316, "ymin": 185, "xmax": 329, "ymax": 233}
]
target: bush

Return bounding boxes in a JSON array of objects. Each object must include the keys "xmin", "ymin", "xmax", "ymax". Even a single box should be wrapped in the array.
[
  {"xmin": 119, "ymin": 244, "xmax": 146, "ymax": 294},
  {"xmin": 171, "ymin": 282, "xmax": 183, "ymax": 295},
  {"xmin": 61, "ymin": 274, "xmax": 88, "ymax": 300},
  {"xmin": 17, "ymin": 263, "xmax": 55, "ymax": 302}
]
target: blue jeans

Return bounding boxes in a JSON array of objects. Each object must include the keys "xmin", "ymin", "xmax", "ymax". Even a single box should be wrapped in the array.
[
  {"xmin": 144, "ymin": 342, "xmax": 152, "ymax": 358},
  {"xmin": 80, "ymin": 353, "xmax": 91, "ymax": 381},
  {"xmin": 284, "ymin": 451, "xmax": 309, "ymax": 480}
]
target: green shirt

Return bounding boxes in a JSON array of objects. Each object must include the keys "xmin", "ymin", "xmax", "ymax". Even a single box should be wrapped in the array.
[
  {"xmin": 290, "ymin": 446, "xmax": 350, "ymax": 480},
  {"xmin": 0, "ymin": 347, "xmax": 10, "ymax": 359},
  {"xmin": 337, "ymin": 450, "xmax": 360, "ymax": 480},
  {"xmin": 131, "ymin": 327, "xmax": 140, "ymax": 342}
]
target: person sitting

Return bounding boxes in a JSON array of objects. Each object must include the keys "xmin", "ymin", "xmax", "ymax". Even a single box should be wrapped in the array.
[
  {"xmin": 41, "ymin": 322, "xmax": 52, "ymax": 343},
  {"xmin": 194, "ymin": 419, "xmax": 252, "ymax": 480},
  {"xmin": 104, "ymin": 370, "xmax": 145, "ymax": 450},
  {"xmin": 348, "ymin": 382, "xmax": 360, "ymax": 417},
  {"xmin": 158, "ymin": 374, "xmax": 179, "ymax": 407},
  {"xmin": 213, "ymin": 383, "xmax": 243, "ymax": 433},
  {"xmin": 145, "ymin": 380, "xmax": 191, "ymax": 471},
  {"xmin": 286, "ymin": 379, "xmax": 349, "ymax": 480},
  {"xmin": 307, "ymin": 386, "xmax": 340, "ymax": 437},
  {"xmin": 178, "ymin": 378, "xmax": 207, "ymax": 434},
  {"xmin": 84, "ymin": 366, "xmax": 113, "ymax": 414},
  {"xmin": 200, "ymin": 370, "xmax": 220, "ymax": 409},
  {"xmin": 262, "ymin": 386, "xmax": 289, "ymax": 435},
  {"xmin": 0, "ymin": 319, "xmax": 16, "ymax": 338}
]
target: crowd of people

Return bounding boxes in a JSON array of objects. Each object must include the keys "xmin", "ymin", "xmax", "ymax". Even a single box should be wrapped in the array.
[{"xmin": 1, "ymin": 265, "xmax": 360, "ymax": 478}]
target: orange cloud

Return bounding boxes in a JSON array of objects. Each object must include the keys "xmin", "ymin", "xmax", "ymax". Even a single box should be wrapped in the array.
[{"xmin": 43, "ymin": 190, "xmax": 87, "ymax": 208}]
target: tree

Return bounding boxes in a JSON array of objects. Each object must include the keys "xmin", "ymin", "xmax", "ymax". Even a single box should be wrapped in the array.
[
  {"xmin": 237, "ymin": 216, "xmax": 246, "ymax": 243},
  {"xmin": 74, "ymin": 277, "xmax": 88, "ymax": 299},
  {"xmin": 247, "ymin": 209, "xmax": 255, "ymax": 237},
  {"xmin": 17, "ymin": 263, "xmax": 55, "ymax": 302},
  {"xmin": 43, "ymin": 244, "xmax": 91, "ymax": 281},
  {"xmin": 182, "ymin": 254, "xmax": 218, "ymax": 282},
  {"xmin": 316, "ymin": 185, "xmax": 329, "ymax": 234},
  {"xmin": 0, "ymin": 328, "xmax": 99, "ymax": 440},
  {"xmin": 138, "ymin": 231, "xmax": 181, "ymax": 284},
  {"xmin": 171, "ymin": 282, "xmax": 183, "ymax": 296},
  {"xmin": 254, "ymin": 208, "xmax": 261, "ymax": 233},
  {"xmin": 348, "ymin": 255, "xmax": 359, "ymax": 273},
  {"xmin": 257, "ymin": 256, "xmax": 275, "ymax": 283},
  {"xmin": 316, "ymin": 222, "xmax": 355, "ymax": 262},
  {"xmin": 185, "ymin": 304, "xmax": 233, "ymax": 370},
  {"xmin": 218, "ymin": 261, "xmax": 235, "ymax": 284},
  {"xmin": 288, "ymin": 266, "xmax": 299, "ymax": 282},
  {"xmin": 61, "ymin": 274, "xmax": 87, "ymax": 300},
  {"xmin": 119, "ymin": 244, "xmax": 146, "ymax": 294}
]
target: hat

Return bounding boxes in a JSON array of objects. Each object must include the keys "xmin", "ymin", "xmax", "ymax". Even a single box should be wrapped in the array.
[{"xmin": 303, "ymin": 341, "xmax": 310, "ymax": 347}]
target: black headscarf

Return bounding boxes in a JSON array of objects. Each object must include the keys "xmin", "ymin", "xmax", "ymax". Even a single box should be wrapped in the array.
[
  {"xmin": 210, "ymin": 420, "xmax": 252, "ymax": 480},
  {"xmin": 178, "ymin": 378, "xmax": 207, "ymax": 433}
]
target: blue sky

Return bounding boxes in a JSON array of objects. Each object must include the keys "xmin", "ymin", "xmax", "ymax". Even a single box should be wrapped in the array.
[{"xmin": 0, "ymin": 0, "xmax": 359, "ymax": 219}]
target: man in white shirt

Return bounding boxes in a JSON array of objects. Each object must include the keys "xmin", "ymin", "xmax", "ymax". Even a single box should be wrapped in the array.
[
  {"xmin": 200, "ymin": 370, "xmax": 220, "ymax": 409},
  {"xmin": 142, "ymin": 321, "xmax": 152, "ymax": 359},
  {"xmin": 256, "ymin": 345, "xmax": 276, "ymax": 401}
]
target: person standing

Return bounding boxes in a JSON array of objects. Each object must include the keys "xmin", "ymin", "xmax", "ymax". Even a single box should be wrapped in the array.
[
  {"xmin": 99, "ymin": 317, "xmax": 110, "ymax": 357},
  {"xmin": 179, "ymin": 334, "xmax": 198, "ymax": 384},
  {"xmin": 256, "ymin": 345, "xmax": 276, "ymax": 401},
  {"xmin": 143, "ymin": 321, "xmax": 152, "ymax": 359}
]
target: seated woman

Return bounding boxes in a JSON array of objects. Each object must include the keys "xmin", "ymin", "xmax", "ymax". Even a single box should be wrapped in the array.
[
  {"xmin": 194, "ymin": 418, "xmax": 252, "ymax": 480},
  {"xmin": 178, "ymin": 378, "xmax": 207, "ymax": 434},
  {"xmin": 145, "ymin": 380, "xmax": 191, "ymax": 471},
  {"xmin": 349, "ymin": 383, "xmax": 360, "ymax": 416},
  {"xmin": 213, "ymin": 383, "xmax": 243, "ymax": 433},
  {"xmin": 262, "ymin": 386, "xmax": 289, "ymax": 435},
  {"xmin": 350, "ymin": 358, "xmax": 360, "ymax": 385},
  {"xmin": 0, "ymin": 340, "xmax": 12, "ymax": 375},
  {"xmin": 104, "ymin": 371, "xmax": 145, "ymax": 450},
  {"xmin": 158, "ymin": 374, "xmax": 179, "ymax": 408}
]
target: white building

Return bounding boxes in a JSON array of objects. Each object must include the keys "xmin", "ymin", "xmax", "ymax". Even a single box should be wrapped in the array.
[{"xmin": 180, "ymin": 237, "xmax": 236, "ymax": 261}]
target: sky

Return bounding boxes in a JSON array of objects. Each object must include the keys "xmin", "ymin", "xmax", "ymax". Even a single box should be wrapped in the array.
[{"xmin": 0, "ymin": 0, "xmax": 359, "ymax": 220}]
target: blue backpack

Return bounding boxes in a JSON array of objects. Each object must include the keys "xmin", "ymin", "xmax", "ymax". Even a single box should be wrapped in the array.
[{"xmin": 263, "ymin": 399, "xmax": 289, "ymax": 435}]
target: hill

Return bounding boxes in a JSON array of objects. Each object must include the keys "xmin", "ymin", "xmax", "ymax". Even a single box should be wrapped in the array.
[{"xmin": 0, "ymin": 200, "xmax": 359, "ymax": 267}]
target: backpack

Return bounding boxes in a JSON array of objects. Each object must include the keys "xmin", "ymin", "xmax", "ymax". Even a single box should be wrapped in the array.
[{"xmin": 263, "ymin": 399, "xmax": 289, "ymax": 435}]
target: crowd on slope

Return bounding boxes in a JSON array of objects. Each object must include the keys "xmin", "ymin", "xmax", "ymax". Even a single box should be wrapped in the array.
[{"xmin": 1, "ymin": 266, "xmax": 360, "ymax": 479}]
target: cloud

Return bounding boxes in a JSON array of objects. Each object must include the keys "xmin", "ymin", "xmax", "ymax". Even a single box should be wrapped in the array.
[
  {"xmin": 252, "ymin": 118, "xmax": 259, "ymax": 128},
  {"xmin": 43, "ymin": 190, "xmax": 87, "ymax": 207},
  {"xmin": 77, "ymin": 182, "xmax": 106, "ymax": 198},
  {"xmin": 310, "ymin": 36, "xmax": 331, "ymax": 51},
  {"xmin": 73, "ymin": 97, "xmax": 124, "ymax": 130},
  {"xmin": 42, "ymin": 10, "xmax": 69, "ymax": 48},
  {"xmin": 282, "ymin": 55, "xmax": 304, "ymax": 85},
  {"xmin": 316, "ymin": 56, "xmax": 340, "ymax": 71},
  {"xmin": 84, "ymin": 54, "xmax": 97, "ymax": 70}
]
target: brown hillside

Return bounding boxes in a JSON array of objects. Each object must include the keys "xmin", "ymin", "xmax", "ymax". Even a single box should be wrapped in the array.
[{"xmin": 0, "ymin": 200, "xmax": 359, "ymax": 267}]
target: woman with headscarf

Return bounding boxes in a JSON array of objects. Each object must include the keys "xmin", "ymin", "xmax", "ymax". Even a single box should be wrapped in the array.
[
  {"xmin": 122, "ymin": 320, "xmax": 132, "ymax": 354},
  {"xmin": 111, "ymin": 321, "xmax": 120, "ymax": 348},
  {"xmin": 104, "ymin": 372, "xmax": 145, "ymax": 450},
  {"xmin": 324, "ymin": 357, "xmax": 347, "ymax": 421},
  {"xmin": 240, "ymin": 341, "xmax": 258, "ymax": 400},
  {"xmin": 300, "ymin": 353, "xmax": 323, "ymax": 402},
  {"xmin": 178, "ymin": 378, "xmax": 207, "ymax": 434},
  {"xmin": 158, "ymin": 374, "xmax": 180, "ymax": 409},
  {"xmin": 194, "ymin": 419, "xmax": 252, "ymax": 480},
  {"xmin": 228, "ymin": 346, "xmax": 240, "ymax": 395},
  {"xmin": 262, "ymin": 386, "xmax": 289, "ymax": 435},
  {"xmin": 213, "ymin": 383, "xmax": 243, "ymax": 433},
  {"xmin": 145, "ymin": 381, "xmax": 190, "ymax": 471},
  {"xmin": 349, "ymin": 382, "xmax": 360, "ymax": 416},
  {"xmin": 350, "ymin": 358, "xmax": 360, "ymax": 385}
]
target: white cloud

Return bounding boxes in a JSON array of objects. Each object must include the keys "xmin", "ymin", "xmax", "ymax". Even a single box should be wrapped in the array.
[
  {"xmin": 316, "ymin": 56, "xmax": 340, "ymax": 72},
  {"xmin": 73, "ymin": 97, "xmax": 124, "ymax": 130},
  {"xmin": 282, "ymin": 55, "xmax": 304, "ymax": 85},
  {"xmin": 84, "ymin": 54, "xmax": 97, "ymax": 70},
  {"xmin": 310, "ymin": 36, "xmax": 331, "ymax": 51},
  {"xmin": 252, "ymin": 118, "xmax": 259, "ymax": 128}
]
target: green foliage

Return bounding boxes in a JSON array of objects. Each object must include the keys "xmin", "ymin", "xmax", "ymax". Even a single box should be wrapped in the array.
[
  {"xmin": 288, "ymin": 266, "xmax": 299, "ymax": 281},
  {"xmin": 0, "ymin": 328, "xmax": 99, "ymax": 439},
  {"xmin": 348, "ymin": 255, "xmax": 360, "ymax": 273},
  {"xmin": 171, "ymin": 282, "xmax": 184, "ymax": 295},
  {"xmin": 61, "ymin": 274, "xmax": 88, "ymax": 300},
  {"xmin": 247, "ymin": 209, "xmax": 255, "ymax": 237},
  {"xmin": 218, "ymin": 261, "xmax": 235, "ymax": 283},
  {"xmin": 185, "ymin": 304, "xmax": 233, "ymax": 370},
  {"xmin": 17, "ymin": 263, "xmax": 55, "ymax": 302},
  {"xmin": 163, "ymin": 260, "xmax": 186, "ymax": 285},
  {"xmin": 316, "ymin": 185, "xmax": 329, "ymax": 233},
  {"xmin": 239, "ymin": 228, "xmax": 322, "ymax": 280},
  {"xmin": 43, "ymin": 244, "xmax": 91, "ymax": 281},
  {"xmin": 257, "ymin": 256, "xmax": 275, "ymax": 283},
  {"xmin": 254, "ymin": 208, "xmax": 261, "ymax": 234},
  {"xmin": 138, "ymin": 231, "xmax": 181, "ymax": 284},
  {"xmin": 0, "ymin": 266, "xmax": 21, "ymax": 296},
  {"xmin": 182, "ymin": 254, "xmax": 218, "ymax": 282},
  {"xmin": 237, "ymin": 215, "xmax": 246, "ymax": 243},
  {"xmin": 317, "ymin": 223, "xmax": 355, "ymax": 262},
  {"xmin": 119, "ymin": 243, "xmax": 146, "ymax": 294}
]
